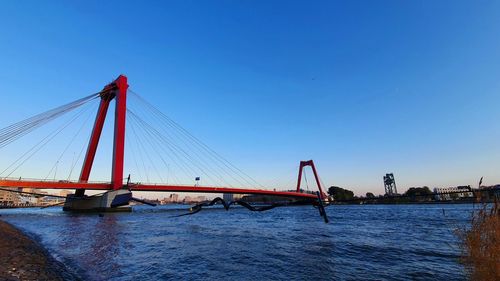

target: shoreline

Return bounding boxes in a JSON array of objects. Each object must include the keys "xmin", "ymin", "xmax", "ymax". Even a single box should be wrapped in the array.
[{"xmin": 0, "ymin": 219, "xmax": 79, "ymax": 281}]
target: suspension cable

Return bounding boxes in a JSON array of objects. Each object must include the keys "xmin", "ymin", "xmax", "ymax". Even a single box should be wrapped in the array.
[
  {"xmin": 0, "ymin": 93, "xmax": 99, "ymax": 149},
  {"xmin": 1, "ymin": 103, "xmax": 94, "ymax": 177},
  {"xmin": 128, "ymin": 90, "xmax": 264, "ymax": 188},
  {"xmin": 128, "ymin": 109, "xmax": 234, "ymax": 186},
  {"xmin": 44, "ymin": 104, "xmax": 95, "ymax": 180}
]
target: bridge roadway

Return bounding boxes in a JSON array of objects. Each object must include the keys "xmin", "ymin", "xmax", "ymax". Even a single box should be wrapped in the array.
[{"xmin": 0, "ymin": 179, "xmax": 318, "ymax": 200}]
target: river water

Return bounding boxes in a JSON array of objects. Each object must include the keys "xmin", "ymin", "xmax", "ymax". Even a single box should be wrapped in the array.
[{"xmin": 0, "ymin": 204, "xmax": 472, "ymax": 280}]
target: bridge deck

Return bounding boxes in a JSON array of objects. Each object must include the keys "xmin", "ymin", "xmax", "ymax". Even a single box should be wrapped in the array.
[{"xmin": 0, "ymin": 179, "xmax": 317, "ymax": 199}]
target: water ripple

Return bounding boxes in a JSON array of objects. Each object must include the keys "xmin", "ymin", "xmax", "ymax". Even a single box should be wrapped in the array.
[{"xmin": 0, "ymin": 204, "xmax": 471, "ymax": 280}]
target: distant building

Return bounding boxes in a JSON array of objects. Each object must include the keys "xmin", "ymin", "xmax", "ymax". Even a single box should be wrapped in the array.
[
  {"xmin": 194, "ymin": 196, "xmax": 207, "ymax": 202},
  {"xmin": 35, "ymin": 191, "xmax": 49, "ymax": 205},
  {"xmin": 434, "ymin": 186, "xmax": 473, "ymax": 201},
  {"xmin": 0, "ymin": 187, "xmax": 21, "ymax": 205},
  {"xmin": 170, "ymin": 193, "xmax": 179, "ymax": 203},
  {"xmin": 159, "ymin": 193, "xmax": 180, "ymax": 205},
  {"xmin": 183, "ymin": 195, "xmax": 207, "ymax": 203},
  {"xmin": 17, "ymin": 188, "xmax": 37, "ymax": 205},
  {"xmin": 223, "ymin": 193, "xmax": 234, "ymax": 202},
  {"xmin": 59, "ymin": 190, "xmax": 72, "ymax": 197},
  {"xmin": 223, "ymin": 194, "xmax": 246, "ymax": 201},
  {"xmin": 40, "ymin": 195, "xmax": 64, "ymax": 205},
  {"xmin": 21, "ymin": 188, "xmax": 38, "ymax": 204},
  {"xmin": 233, "ymin": 194, "xmax": 245, "ymax": 200}
]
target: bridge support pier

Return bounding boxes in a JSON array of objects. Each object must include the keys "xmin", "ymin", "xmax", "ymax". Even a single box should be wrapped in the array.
[{"xmin": 63, "ymin": 189, "xmax": 132, "ymax": 212}]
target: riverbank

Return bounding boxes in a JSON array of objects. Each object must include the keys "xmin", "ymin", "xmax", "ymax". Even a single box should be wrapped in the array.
[{"xmin": 0, "ymin": 219, "xmax": 71, "ymax": 281}]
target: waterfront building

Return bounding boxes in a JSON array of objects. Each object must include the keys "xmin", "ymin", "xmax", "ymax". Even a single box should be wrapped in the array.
[
  {"xmin": 222, "ymin": 193, "xmax": 245, "ymax": 201},
  {"xmin": 59, "ymin": 190, "xmax": 72, "ymax": 197},
  {"xmin": 234, "ymin": 194, "xmax": 245, "ymax": 200},
  {"xmin": 0, "ymin": 187, "xmax": 21, "ymax": 205},
  {"xmin": 183, "ymin": 195, "xmax": 208, "ymax": 203},
  {"xmin": 223, "ymin": 193, "xmax": 234, "ymax": 202},
  {"xmin": 35, "ymin": 191, "xmax": 49, "ymax": 205},
  {"xmin": 195, "ymin": 196, "xmax": 207, "ymax": 202},
  {"xmin": 160, "ymin": 193, "xmax": 180, "ymax": 204},
  {"xmin": 40, "ymin": 195, "xmax": 63, "ymax": 205},
  {"xmin": 170, "ymin": 193, "xmax": 179, "ymax": 203},
  {"xmin": 21, "ymin": 188, "xmax": 38, "ymax": 204},
  {"xmin": 434, "ymin": 186, "xmax": 473, "ymax": 201}
]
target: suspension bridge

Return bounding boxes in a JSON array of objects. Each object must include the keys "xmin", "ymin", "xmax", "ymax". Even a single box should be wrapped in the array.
[{"xmin": 0, "ymin": 75, "xmax": 328, "ymax": 219}]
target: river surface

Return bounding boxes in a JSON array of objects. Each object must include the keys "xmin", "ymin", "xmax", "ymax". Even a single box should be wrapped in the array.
[{"xmin": 0, "ymin": 204, "xmax": 472, "ymax": 280}]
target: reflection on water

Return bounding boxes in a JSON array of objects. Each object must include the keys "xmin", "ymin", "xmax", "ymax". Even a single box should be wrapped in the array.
[
  {"xmin": 1, "ymin": 204, "xmax": 471, "ymax": 280},
  {"xmin": 87, "ymin": 215, "xmax": 121, "ymax": 279}
]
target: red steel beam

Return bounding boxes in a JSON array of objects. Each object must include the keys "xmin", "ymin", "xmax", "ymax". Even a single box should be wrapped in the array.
[
  {"xmin": 0, "ymin": 179, "xmax": 111, "ymax": 190},
  {"xmin": 76, "ymin": 75, "xmax": 128, "ymax": 194},
  {"xmin": 309, "ymin": 160, "xmax": 326, "ymax": 199},
  {"xmin": 111, "ymin": 75, "xmax": 128, "ymax": 190},
  {"xmin": 131, "ymin": 184, "xmax": 317, "ymax": 199},
  {"xmin": 296, "ymin": 162, "xmax": 305, "ymax": 193},
  {"xmin": 76, "ymin": 78, "xmax": 119, "ymax": 196},
  {"xmin": 79, "ymin": 99, "xmax": 111, "ymax": 181},
  {"xmin": 296, "ymin": 160, "xmax": 327, "ymax": 199},
  {"xmin": 76, "ymin": 98, "xmax": 112, "ymax": 196}
]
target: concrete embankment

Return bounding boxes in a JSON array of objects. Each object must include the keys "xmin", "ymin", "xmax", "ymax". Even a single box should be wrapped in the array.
[{"xmin": 0, "ymin": 219, "xmax": 70, "ymax": 281}]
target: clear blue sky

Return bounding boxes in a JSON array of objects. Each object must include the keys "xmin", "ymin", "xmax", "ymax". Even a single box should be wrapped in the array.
[{"xmin": 0, "ymin": 0, "xmax": 499, "ymax": 196}]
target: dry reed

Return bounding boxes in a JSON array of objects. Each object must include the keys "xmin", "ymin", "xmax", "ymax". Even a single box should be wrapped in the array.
[{"xmin": 456, "ymin": 200, "xmax": 500, "ymax": 280}]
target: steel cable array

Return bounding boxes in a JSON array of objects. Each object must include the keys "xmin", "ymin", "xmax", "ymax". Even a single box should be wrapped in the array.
[
  {"xmin": 0, "ymin": 93, "xmax": 99, "ymax": 178},
  {"xmin": 126, "ymin": 90, "xmax": 267, "ymax": 189},
  {"xmin": 0, "ymin": 93, "xmax": 99, "ymax": 149}
]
